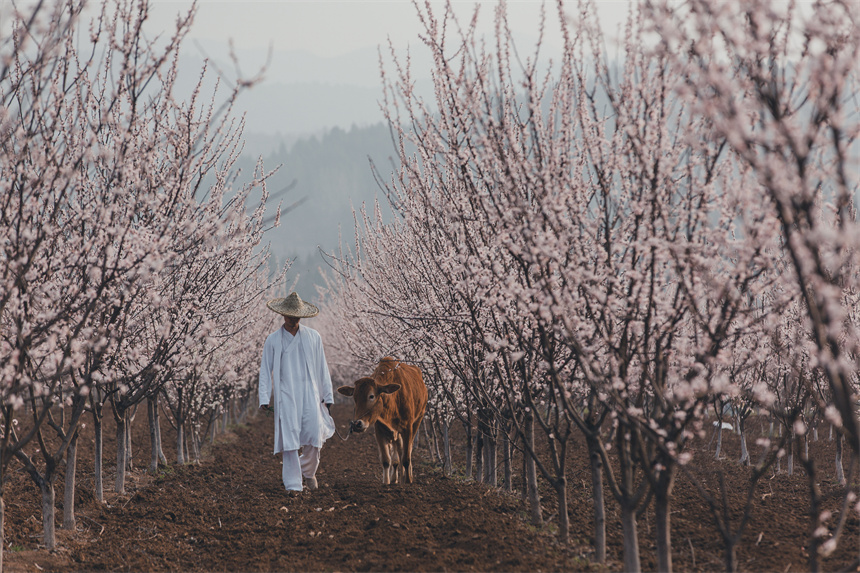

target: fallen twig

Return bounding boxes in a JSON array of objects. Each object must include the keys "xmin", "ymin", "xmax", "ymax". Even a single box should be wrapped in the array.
[{"xmin": 79, "ymin": 514, "xmax": 105, "ymax": 536}]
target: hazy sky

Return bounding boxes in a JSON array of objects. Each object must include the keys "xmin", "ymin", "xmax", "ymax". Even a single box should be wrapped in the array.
[
  {"xmin": 135, "ymin": 1, "xmax": 633, "ymax": 139},
  {"xmin": 149, "ymin": 0, "xmax": 631, "ymax": 57}
]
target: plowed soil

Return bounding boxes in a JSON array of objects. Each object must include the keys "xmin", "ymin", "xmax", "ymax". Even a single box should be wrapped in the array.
[{"xmin": 2, "ymin": 404, "xmax": 858, "ymax": 572}]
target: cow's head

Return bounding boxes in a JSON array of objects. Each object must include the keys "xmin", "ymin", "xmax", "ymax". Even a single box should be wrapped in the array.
[{"xmin": 337, "ymin": 377, "xmax": 401, "ymax": 433}]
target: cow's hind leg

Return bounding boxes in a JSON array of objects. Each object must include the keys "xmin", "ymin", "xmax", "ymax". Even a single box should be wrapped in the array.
[{"xmin": 405, "ymin": 414, "xmax": 425, "ymax": 483}]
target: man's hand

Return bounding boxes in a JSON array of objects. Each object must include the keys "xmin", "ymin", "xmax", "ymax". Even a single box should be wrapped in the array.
[
  {"xmin": 324, "ymin": 402, "xmax": 332, "ymax": 412},
  {"xmin": 260, "ymin": 404, "xmax": 274, "ymax": 416}
]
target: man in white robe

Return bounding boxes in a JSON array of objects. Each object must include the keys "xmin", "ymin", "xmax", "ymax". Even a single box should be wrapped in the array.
[{"xmin": 259, "ymin": 292, "xmax": 335, "ymax": 493}]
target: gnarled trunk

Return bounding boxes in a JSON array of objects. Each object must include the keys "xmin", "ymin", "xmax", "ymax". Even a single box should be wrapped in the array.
[
  {"xmin": 191, "ymin": 423, "xmax": 201, "ymax": 463},
  {"xmin": 93, "ymin": 407, "xmax": 104, "ymax": 502},
  {"xmin": 553, "ymin": 476, "xmax": 570, "ymax": 543},
  {"xmin": 148, "ymin": 397, "xmax": 160, "ymax": 473},
  {"xmin": 724, "ymin": 543, "xmax": 738, "ymax": 573},
  {"xmin": 524, "ymin": 412, "xmax": 542, "ymax": 526},
  {"xmin": 442, "ymin": 418, "xmax": 452, "ymax": 475},
  {"xmin": 835, "ymin": 432, "xmax": 845, "ymax": 484},
  {"xmin": 115, "ymin": 410, "xmax": 127, "ymax": 494},
  {"xmin": 585, "ymin": 434, "xmax": 606, "ymax": 563},
  {"xmin": 125, "ymin": 406, "xmax": 135, "ymax": 471},
  {"xmin": 482, "ymin": 418, "xmax": 497, "ymax": 486},
  {"xmin": 176, "ymin": 422, "xmax": 186, "ymax": 465},
  {"xmin": 464, "ymin": 421, "xmax": 473, "ymax": 479},
  {"xmin": 63, "ymin": 431, "xmax": 78, "ymax": 530},
  {"xmin": 474, "ymin": 427, "xmax": 483, "ymax": 482},
  {"xmin": 621, "ymin": 502, "xmax": 641, "ymax": 573},
  {"xmin": 0, "ymin": 495, "xmax": 5, "ymax": 573},
  {"xmin": 655, "ymin": 467, "xmax": 677, "ymax": 573},
  {"xmin": 502, "ymin": 429, "xmax": 511, "ymax": 492},
  {"xmin": 787, "ymin": 430, "xmax": 794, "ymax": 476},
  {"xmin": 40, "ymin": 482, "xmax": 56, "ymax": 550},
  {"xmin": 714, "ymin": 424, "xmax": 723, "ymax": 460}
]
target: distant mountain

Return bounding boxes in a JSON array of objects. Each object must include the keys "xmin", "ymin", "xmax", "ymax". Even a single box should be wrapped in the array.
[
  {"xmin": 173, "ymin": 44, "xmax": 434, "ymax": 139},
  {"xmin": 234, "ymin": 123, "xmax": 399, "ymax": 300},
  {"xmin": 237, "ymin": 81, "xmax": 387, "ymax": 135}
]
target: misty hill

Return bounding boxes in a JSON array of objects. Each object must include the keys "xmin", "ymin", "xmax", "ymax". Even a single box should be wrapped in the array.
[
  {"xmin": 174, "ymin": 44, "xmax": 434, "ymax": 147},
  {"xmin": 236, "ymin": 122, "xmax": 398, "ymax": 299}
]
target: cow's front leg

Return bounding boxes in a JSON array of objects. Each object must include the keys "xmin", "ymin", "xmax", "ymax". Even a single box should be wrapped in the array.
[
  {"xmin": 375, "ymin": 433, "xmax": 393, "ymax": 485},
  {"xmin": 393, "ymin": 434, "xmax": 404, "ymax": 484},
  {"xmin": 389, "ymin": 433, "xmax": 403, "ymax": 484}
]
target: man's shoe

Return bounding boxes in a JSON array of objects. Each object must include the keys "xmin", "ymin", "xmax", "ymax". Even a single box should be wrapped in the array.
[
  {"xmin": 305, "ymin": 476, "xmax": 318, "ymax": 490},
  {"xmin": 287, "ymin": 489, "xmax": 302, "ymax": 498}
]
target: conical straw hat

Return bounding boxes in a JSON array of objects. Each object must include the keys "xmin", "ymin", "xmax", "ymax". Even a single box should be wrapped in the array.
[{"xmin": 266, "ymin": 292, "xmax": 319, "ymax": 318}]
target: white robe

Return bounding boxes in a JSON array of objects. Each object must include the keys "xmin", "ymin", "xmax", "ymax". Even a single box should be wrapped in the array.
[{"xmin": 258, "ymin": 324, "xmax": 335, "ymax": 454}]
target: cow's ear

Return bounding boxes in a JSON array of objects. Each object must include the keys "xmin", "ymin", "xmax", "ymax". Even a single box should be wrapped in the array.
[
  {"xmin": 337, "ymin": 386, "xmax": 355, "ymax": 397},
  {"xmin": 379, "ymin": 383, "xmax": 401, "ymax": 395}
]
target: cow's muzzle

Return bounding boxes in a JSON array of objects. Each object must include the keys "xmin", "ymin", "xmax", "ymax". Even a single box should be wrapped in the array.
[{"xmin": 350, "ymin": 419, "xmax": 367, "ymax": 433}]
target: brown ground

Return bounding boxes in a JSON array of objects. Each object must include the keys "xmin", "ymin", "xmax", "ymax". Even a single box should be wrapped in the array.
[{"xmin": 2, "ymin": 405, "xmax": 858, "ymax": 572}]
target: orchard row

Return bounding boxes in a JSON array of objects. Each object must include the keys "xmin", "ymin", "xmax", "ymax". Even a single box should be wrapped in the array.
[
  {"xmin": 316, "ymin": 2, "xmax": 860, "ymax": 573},
  {"xmin": 0, "ymin": 0, "xmax": 282, "ymax": 565}
]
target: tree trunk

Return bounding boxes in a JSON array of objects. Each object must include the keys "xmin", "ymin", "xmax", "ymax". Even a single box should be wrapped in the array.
[
  {"xmin": 520, "ymin": 438, "xmax": 528, "ymax": 502},
  {"xmin": 787, "ymin": 431, "xmax": 794, "ymax": 476},
  {"xmin": 739, "ymin": 425, "xmax": 750, "ymax": 466},
  {"xmin": 586, "ymin": 435, "xmax": 606, "ymax": 563},
  {"xmin": 502, "ymin": 429, "xmax": 512, "ymax": 492},
  {"xmin": 554, "ymin": 476, "xmax": 570, "ymax": 543},
  {"xmin": 0, "ymin": 495, "xmax": 5, "ymax": 573},
  {"xmin": 115, "ymin": 411, "xmax": 127, "ymax": 494},
  {"xmin": 40, "ymin": 482, "xmax": 56, "ymax": 550},
  {"xmin": 93, "ymin": 408, "xmax": 104, "ymax": 503},
  {"xmin": 156, "ymin": 404, "xmax": 167, "ymax": 466},
  {"xmin": 431, "ymin": 418, "xmax": 443, "ymax": 463},
  {"xmin": 524, "ymin": 412, "xmax": 542, "ymax": 526},
  {"xmin": 714, "ymin": 424, "xmax": 723, "ymax": 460},
  {"xmin": 442, "ymin": 418, "xmax": 452, "ymax": 475},
  {"xmin": 655, "ymin": 468, "xmax": 676, "ymax": 573},
  {"xmin": 621, "ymin": 503, "xmax": 642, "ymax": 573},
  {"xmin": 464, "ymin": 422, "xmax": 473, "ymax": 479},
  {"xmin": 176, "ymin": 422, "xmax": 185, "ymax": 465},
  {"xmin": 835, "ymin": 432, "xmax": 845, "ymax": 485},
  {"xmin": 210, "ymin": 413, "xmax": 218, "ymax": 447},
  {"xmin": 63, "ymin": 431, "xmax": 78, "ymax": 530},
  {"xmin": 483, "ymin": 423, "xmax": 497, "ymax": 487},
  {"xmin": 655, "ymin": 498, "xmax": 672, "ymax": 573},
  {"xmin": 191, "ymin": 423, "xmax": 201, "ymax": 463},
  {"xmin": 724, "ymin": 542, "xmax": 738, "ymax": 573},
  {"xmin": 148, "ymin": 397, "xmax": 160, "ymax": 473},
  {"xmin": 424, "ymin": 417, "xmax": 436, "ymax": 461},
  {"xmin": 474, "ymin": 428, "xmax": 483, "ymax": 483},
  {"xmin": 125, "ymin": 407, "xmax": 134, "ymax": 471}
]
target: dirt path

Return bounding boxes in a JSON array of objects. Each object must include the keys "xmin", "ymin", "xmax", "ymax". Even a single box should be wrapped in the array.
[
  {"xmin": 5, "ymin": 404, "xmax": 859, "ymax": 572},
  {"xmin": 5, "ymin": 405, "xmax": 584, "ymax": 572}
]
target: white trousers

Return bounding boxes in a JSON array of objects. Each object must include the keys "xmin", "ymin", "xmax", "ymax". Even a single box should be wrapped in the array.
[{"xmin": 282, "ymin": 446, "xmax": 320, "ymax": 491}]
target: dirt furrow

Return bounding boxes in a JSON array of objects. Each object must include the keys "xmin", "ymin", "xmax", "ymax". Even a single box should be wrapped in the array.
[{"xmin": 6, "ymin": 405, "xmax": 584, "ymax": 572}]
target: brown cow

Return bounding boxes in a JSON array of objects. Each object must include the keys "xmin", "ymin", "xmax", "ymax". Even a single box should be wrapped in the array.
[{"xmin": 337, "ymin": 357, "xmax": 428, "ymax": 484}]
